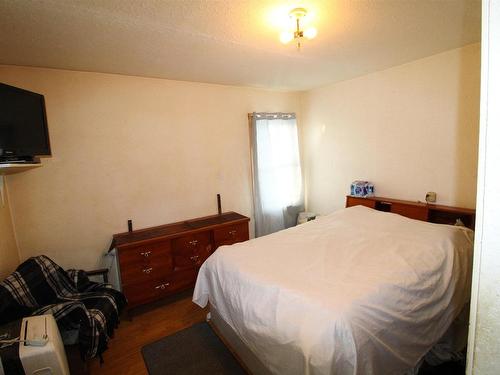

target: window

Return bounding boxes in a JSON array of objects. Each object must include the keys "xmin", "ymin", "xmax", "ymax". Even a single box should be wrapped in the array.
[{"xmin": 250, "ymin": 112, "xmax": 304, "ymax": 237}]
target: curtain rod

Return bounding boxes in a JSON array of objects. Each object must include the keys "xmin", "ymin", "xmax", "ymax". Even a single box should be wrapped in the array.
[{"xmin": 248, "ymin": 112, "xmax": 296, "ymax": 120}]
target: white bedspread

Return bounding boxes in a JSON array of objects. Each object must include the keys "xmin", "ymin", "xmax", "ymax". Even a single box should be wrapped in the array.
[{"xmin": 193, "ymin": 206, "xmax": 473, "ymax": 374}]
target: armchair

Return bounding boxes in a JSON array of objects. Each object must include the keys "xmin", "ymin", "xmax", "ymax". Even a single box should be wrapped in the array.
[
  {"xmin": 85, "ymin": 268, "xmax": 109, "ymax": 283},
  {"xmin": 0, "ymin": 255, "xmax": 127, "ymax": 361}
]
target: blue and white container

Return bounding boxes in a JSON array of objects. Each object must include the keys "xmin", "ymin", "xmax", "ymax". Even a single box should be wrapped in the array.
[{"xmin": 350, "ymin": 181, "xmax": 375, "ymax": 197}]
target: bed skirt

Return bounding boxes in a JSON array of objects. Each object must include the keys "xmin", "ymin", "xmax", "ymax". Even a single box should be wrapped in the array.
[
  {"xmin": 208, "ymin": 305, "xmax": 273, "ymax": 375},
  {"xmin": 207, "ymin": 304, "xmax": 467, "ymax": 375}
]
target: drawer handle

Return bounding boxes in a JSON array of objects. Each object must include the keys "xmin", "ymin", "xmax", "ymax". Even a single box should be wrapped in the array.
[
  {"xmin": 142, "ymin": 267, "xmax": 153, "ymax": 274},
  {"xmin": 140, "ymin": 250, "xmax": 152, "ymax": 257},
  {"xmin": 189, "ymin": 240, "xmax": 199, "ymax": 246},
  {"xmin": 190, "ymin": 255, "xmax": 199, "ymax": 262},
  {"xmin": 154, "ymin": 283, "xmax": 170, "ymax": 290},
  {"xmin": 229, "ymin": 230, "xmax": 237, "ymax": 236}
]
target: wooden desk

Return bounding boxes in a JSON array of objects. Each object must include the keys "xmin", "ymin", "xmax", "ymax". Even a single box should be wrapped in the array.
[
  {"xmin": 112, "ymin": 212, "xmax": 250, "ymax": 308},
  {"xmin": 345, "ymin": 195, "xmax": 475, "ymax": 228}
]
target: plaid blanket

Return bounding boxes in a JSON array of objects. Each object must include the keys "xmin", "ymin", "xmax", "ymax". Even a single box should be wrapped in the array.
[{"xmin": 0, "ymin": 255, "xmax": 127, "ymax": 359}]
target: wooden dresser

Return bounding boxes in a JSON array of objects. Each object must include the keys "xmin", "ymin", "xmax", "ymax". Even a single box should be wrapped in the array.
[
  {"xmin": 346, "ymin": 195, "xmax": 475, "ymax": 228},
  {"xmin": 111, "ymin": 212, "xmax": 250, "ymax": 308}
]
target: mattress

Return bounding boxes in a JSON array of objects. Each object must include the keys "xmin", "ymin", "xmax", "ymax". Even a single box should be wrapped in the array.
[{"xmin": 193, "ymin": 206, "xmax": 474, "ymax": 374}]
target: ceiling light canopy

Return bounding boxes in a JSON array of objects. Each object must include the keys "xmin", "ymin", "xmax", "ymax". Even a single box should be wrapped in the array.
[{"xmin": 279, "ymin": 7, "xmax": 317, "ymax": 50}]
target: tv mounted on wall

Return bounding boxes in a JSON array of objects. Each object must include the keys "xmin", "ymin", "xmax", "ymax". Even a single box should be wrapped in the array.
[{"xmin": 0, "ymin": 83, "xmax": 51, "ymax": 163}]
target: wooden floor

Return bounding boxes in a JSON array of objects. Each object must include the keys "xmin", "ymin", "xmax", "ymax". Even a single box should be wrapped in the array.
[{"xmin": 87, "ymin": 290, "xmax": 207, "ymax": 375}]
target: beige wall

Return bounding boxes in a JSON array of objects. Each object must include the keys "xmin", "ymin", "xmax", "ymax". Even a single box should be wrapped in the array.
[
  {"xmin": 0, "ymin": 44, "xmax": 481, "ymax": 270},
  {"xmin": 0, "ymin": 66, "xmax": 300, "ymax": 270},
  {"xmin": 0, "ymin": 180, "xmax": 20, "ymax": 279},
  {"xmin": 301, "ymin": 43, "xmax": 480, "ymax": 214}
]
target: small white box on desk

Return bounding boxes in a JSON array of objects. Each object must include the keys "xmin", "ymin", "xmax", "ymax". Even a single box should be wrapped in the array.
[{"xmin": 16, "ymin": 315, "xmax": 69, "ymax": 375}]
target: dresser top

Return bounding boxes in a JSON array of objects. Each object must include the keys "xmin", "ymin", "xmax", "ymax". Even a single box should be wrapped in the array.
[
  {"xmin": 346, "ymin": 195, "xmax": 475, "ymax": 214},
  {"xmin": 112, "ymin": 211, "xmax": 249, "ymax": 248},
  {"xmin": 346, "ymin": 195, "xmax": 475, "ymax": 228}
]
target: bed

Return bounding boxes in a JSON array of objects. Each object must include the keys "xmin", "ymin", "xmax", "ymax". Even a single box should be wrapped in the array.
[{"xmin": 192, "ymin": 205, "xmax": 474, "ymax": 374}]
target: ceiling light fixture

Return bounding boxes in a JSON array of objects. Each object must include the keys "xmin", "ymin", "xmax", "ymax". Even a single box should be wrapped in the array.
[{"xmin": 279, "ymin": 7, "xmax": 317, "ymax": 50}]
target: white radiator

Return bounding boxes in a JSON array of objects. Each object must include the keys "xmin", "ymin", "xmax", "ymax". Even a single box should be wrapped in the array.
[{"xmin": 0, "ymin": 315, "xmax": 69, "ymax": 375}]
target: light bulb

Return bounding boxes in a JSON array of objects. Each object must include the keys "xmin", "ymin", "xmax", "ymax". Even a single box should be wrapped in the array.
[
  {"xmin": 304, "ymin": 27, "xmax": 317, "ymax": 40},
  {"xmin": 280, "ymin": 31, "xmax": 294, "ymax": 44}
]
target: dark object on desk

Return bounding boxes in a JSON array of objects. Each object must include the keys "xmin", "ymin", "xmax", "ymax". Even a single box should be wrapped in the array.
[
  {"xmin": 142, "ymin": 322, "xmax": 245, "ymax": 375},
  {"xmin": 0, "ymin": 255, "xmax": 126, "ymax": 360},
  {"xmin": 128, "ymin": 219, "xmax": 133, "ymax": 232},
  {"xmin": 217, "ymin": 194, "xmax": 222, "ymax": 215}
]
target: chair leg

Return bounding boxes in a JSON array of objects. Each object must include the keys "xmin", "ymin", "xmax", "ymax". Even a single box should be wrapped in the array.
[{"xmin": 126, "ymin": 308, "xmax": 133, "ymax": 321}]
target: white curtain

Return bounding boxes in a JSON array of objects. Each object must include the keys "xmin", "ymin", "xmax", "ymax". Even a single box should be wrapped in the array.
[{"xmin": 251, "ymin": 112, "xmax": 304, "ymax": 237}]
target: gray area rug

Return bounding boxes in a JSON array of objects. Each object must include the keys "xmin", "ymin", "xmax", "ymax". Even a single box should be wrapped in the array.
[{"xmin": 141, "ymin": 322, "xmax": 246, "ymax": 375}]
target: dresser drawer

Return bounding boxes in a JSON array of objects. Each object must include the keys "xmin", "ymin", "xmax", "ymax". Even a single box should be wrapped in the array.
[
  {"xmin": 122, "ymin": 277, "xmax": 168, "ymax": 307},
  {"xmin": 123, "ymin": 269, "xmax": 197, "ymax": 307},
  {"xmin": 118, "ymin": 240, "xmax": 173, "ymax": 285},
  {"xmin": 172, "ymin": 231, "xmax": 212, "ymax": 270},
  {"xmin": 170, "ymin": 268, "xmax": 198, "ymax": 292},
  {"xmin": 122, "ymin": 269, "xmax": 198, "ymax": 307},
  {"xmin": 214, "ymin": 222, "xmax": 249, "ymax": 248}
]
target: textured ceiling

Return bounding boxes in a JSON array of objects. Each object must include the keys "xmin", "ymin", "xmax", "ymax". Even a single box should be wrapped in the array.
[{"xmin": 0, "ymin": 0, "xmax": 481, "ymax": 90}]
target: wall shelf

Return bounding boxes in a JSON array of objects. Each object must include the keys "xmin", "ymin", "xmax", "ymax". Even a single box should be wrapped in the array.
[{"xmin": 0, "ymin": 163, "xmax": 42, "ymax": 175}]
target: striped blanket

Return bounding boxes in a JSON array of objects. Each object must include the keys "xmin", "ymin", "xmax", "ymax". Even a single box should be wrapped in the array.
[{"xmin": 0, "ymin": 255, "xmax": 126, "ymax": 359}]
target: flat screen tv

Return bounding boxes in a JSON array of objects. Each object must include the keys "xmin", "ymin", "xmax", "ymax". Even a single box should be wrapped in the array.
[{"xmin": 0, "ymin": 83, "xmax": 51, "ymax": 162}]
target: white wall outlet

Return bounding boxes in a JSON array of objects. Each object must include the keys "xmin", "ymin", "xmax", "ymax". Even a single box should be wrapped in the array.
[{"xmin": 425, "ymin": 192, "xmax": 437, "ymax": 203}]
